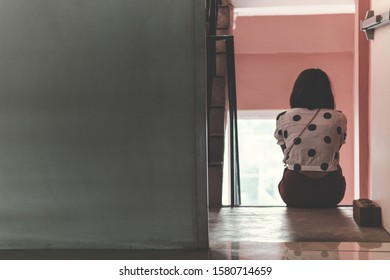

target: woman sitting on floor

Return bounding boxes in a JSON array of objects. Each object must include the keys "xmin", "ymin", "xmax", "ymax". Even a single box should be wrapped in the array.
[{"xmin": 275, "ymin": 68, "xmax": 347, "ymax": 208}]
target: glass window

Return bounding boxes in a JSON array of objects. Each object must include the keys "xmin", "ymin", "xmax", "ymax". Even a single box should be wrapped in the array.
[{"xmin": 222, "ymin": 110, "xmax": 286, "ymax": 206}]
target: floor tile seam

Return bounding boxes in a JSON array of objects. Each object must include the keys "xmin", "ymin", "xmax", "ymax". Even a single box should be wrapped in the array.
[
  {"xmin": 209, "ymin": 247, "xmax": 390, "ymax": 253},
  {"xmin": 208, "ymin": 249, "xmax": 390, "ymax": 254},
  {"xmin": 340, "ymin": 249, "xmax": 390, "ymax": 253},
  {"xmin": 298, "ymin": 248, "xmax": 390, "ymax": 253}
]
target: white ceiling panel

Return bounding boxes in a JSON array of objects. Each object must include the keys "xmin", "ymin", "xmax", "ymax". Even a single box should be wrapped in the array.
[{"xmin": 231, "ymin": 0, "xmax": 355, "ymax": 16}]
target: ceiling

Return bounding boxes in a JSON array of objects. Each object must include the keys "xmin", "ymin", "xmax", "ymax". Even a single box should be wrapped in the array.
[{"xmin": 231, "ymin": 0, "xmax": 356, "ymax": 16}]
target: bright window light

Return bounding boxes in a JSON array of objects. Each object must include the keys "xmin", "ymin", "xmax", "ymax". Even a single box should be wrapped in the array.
[{"xmin": 222, "ymin": 110, "xmax": 286, "ymax": 206}]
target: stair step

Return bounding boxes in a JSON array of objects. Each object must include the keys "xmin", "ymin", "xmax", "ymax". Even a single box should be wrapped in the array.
[
  {"xmin": 211, "ymin": 76, "xmax": 226, "ymax": 107},
  {"xmin": 209, "ymin": 107, "xmax": 225, "ymax": 135},
  {"xmin": 211, "ymin": 105, "xmax": 225, "ymax": 109},
  {"xmin": 209, "ymin": 134, "xmax": 225, "ymax": 163},
  {"xmin": 210, "ymin": 133, "xmax": 224, "ymax": 138},
  {"xmin": 220, "ymin": 0, "xmax": 231, "ymax": 5},
  {"xmin": 217, "ymin": 5, "xmax": 230, "ymax": 30},
  {"xmin": 208, "ymin": 162, "xmax": 223, "ymax": 167},
  {"xmin": 216, "ymin": 28, "xmax": 231, "ymax": 36},
  {"xmin": 208, "ymin": 163, "xmax": 223, "ymax": 207},
  {"xmin": 216, "ymin": 53, "xmax": 226, "ymax": 76},
  {"xmin": 216, "ymin": 40, "xmax": 226, "ymax": 53}
]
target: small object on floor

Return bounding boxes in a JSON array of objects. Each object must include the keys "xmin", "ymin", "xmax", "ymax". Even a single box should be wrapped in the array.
[{"xmin": 353, "ymin": 198, "xmax": 382, "ymax": 227}]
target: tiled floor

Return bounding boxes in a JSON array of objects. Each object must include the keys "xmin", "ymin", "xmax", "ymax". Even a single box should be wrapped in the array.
[
  {"xmin": 209, "ymin": 241, "xmax": 390, "ymax": 260},
  {"xmin": 209, "ymin": 207, "xmax": 390, "ymax": 242},
  {"xmin": 1, "ymin": 206, "xmax": 390, "ymax": 260},
  {"xmin": 208, "ymin": 206, "xmax": 390, "ymax": 260}
]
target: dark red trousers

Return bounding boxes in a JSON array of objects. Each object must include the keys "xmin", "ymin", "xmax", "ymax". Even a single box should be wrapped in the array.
[{"xmin": 278, "ymin": 168, "xmax": 346, "ymax": 208}]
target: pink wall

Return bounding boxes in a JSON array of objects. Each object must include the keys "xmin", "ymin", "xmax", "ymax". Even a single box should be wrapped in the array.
[
  {"xmin": 234, "ymin": 14, "xmax": 355, "ymax": 204},
  {"xmin": 235, "ymin": 15, "xmax": 355, "ymax": 54},
  {"xmin": 355, "ymin": 0, "xmax": 370, "ymax": 199}
]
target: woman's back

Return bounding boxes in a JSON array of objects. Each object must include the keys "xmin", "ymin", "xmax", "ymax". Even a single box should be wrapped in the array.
[{"xmin": 275, "ymin": 108, "xmax": 347, "ymax": 172}]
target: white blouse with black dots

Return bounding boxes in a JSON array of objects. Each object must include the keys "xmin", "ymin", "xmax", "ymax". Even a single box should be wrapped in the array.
[{"xmin": 274, "ymin": 108, "xmax": 347, "ymax": 172}]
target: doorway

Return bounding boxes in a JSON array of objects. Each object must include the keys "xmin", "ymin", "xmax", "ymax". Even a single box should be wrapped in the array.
[{"xmin": 221, "ymin": 0, "xmax": 357, "ymax": 206}]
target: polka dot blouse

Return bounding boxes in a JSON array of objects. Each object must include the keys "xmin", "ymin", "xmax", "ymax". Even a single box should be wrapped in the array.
[{"xmin": 274, "ymin": 108, "xmax": 347, "ymax": 172}]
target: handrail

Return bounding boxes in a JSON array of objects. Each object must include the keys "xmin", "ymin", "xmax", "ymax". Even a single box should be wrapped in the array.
[
  {"xmin": 207, "ymin": 34, "xmax": 241, "ymax": 206},
  {"xmin": 224, "ymin": 36, "xmax": 241, "ymax": 207},
  {"xmin": 207, "ymin": 0, "xmax": 241, "ymax": 207}
]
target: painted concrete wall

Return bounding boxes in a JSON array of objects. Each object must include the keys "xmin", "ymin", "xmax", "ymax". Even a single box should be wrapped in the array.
[
  {"xmin": 370, "ymin": 0, "xmax": 390, "ymax": 232},
  {"xmin": 234, "ymin": 14, "xmax": 355, "ymax": 205},
  {"xmin": 354, "ymin": 0, "xmax": 371, "ymax": 199},
  {"xmin": 234, "ymin": 15, "xmax": 355, "ymax": 54},
  {"xmin": 0, "ymin": 0, "xmax": 208, "ymax": 248}
]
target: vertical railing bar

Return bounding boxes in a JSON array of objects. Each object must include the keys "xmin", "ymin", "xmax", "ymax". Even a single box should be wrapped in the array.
[
  {"xmin": 226, "ymin": 37, "xmax": 234, "ymax": 207},
  {"xmin": 208, "ymin": 0, "xmax": 217, "ymax": 36},
  {"xmin": 225, "ymin": 36, "xmax": 241, "ymax": 206},
  {"xmin": 230, "ymin": 37, "xmax": 241, "ymax": 206}
]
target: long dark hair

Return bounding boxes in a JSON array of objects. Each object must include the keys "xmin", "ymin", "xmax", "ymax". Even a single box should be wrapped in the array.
[{"xmin": 290, "ymin": 68, "xmax": 335, "ymax": 110}]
